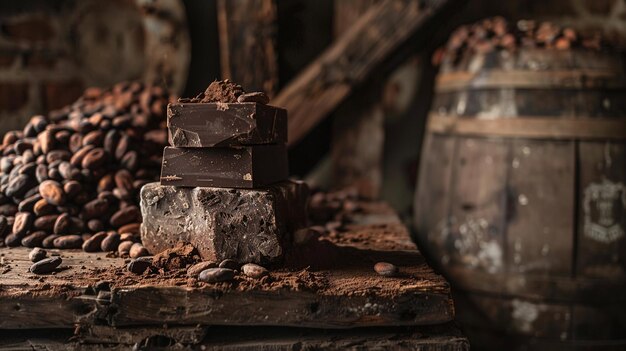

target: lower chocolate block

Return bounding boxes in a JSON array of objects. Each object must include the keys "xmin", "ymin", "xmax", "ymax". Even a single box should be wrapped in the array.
[
  {"xmin": 140, "ymin": 180, "xmax": 309, "ymax": 264},
  {"xmin": 160, "ymin": 145, "xmax": 288, "ymax": 188}
]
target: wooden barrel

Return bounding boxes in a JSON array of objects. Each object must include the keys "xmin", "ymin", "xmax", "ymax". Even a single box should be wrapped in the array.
[{"xmin": 414, "ymin": 48, "xmax": 626, "ymax": 350}]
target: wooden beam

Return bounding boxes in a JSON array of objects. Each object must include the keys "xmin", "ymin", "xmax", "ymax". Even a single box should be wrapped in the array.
[
  {"xmin": 331, "ymin": 0, "xmax": 384, "ymax": 198},
  {"xmin": 217, "ymin": 0, "xmax": 279, "ymax": 97},
  {"xmin": 272, "ymin": 0, "xmax": 456, "ymax": 145}
]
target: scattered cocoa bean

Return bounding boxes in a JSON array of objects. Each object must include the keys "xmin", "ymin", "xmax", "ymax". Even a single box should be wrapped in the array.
[
  {"xmin": 187, "ymin": 261, "xmax": 217, "ymax": 277},
  {"xmin": 218, "ymin": 259, "xmax": 240, "ymax": 270},
  {"xmin": 198, "ymin": 268, "xmax": 235, "ymax": 283},
  {"xmin": 241, "ymin": 263, "xmax": 269, "ymax": 278},
  {"xmin": 100, "ymin": 232, "xmax": 120, "ymax": 252},
  {"xmin": 118, "ymin": 240, "xmax": 134, "ymax": 256},
  {"xmin": 29, "ymin": 247, "xmax": 47, "ymax": 262},
  {"xmin": 82, "ymin": 231, "xmax": 108, "ymax": 252},
  {"xmin": 374, "ymin": 262, "xmax": 398, "ymax": 277},
  {"xmin": 127, "ymin": 258, "xmax": 151, "ymax": 274},
  {"xmin": 53, "ymin": 235, "xmax": 83, "ymax": 249},
  {"xmin": 30, "ymin": 256, "xmax": 62, "ymax": 274},
  {"xmin": 129, "ymin": 243, "xmax": 149, "ymax": 258},
  {"xmin": 39, "ymin": 180, "xmax": 66, "ymax": 206}
]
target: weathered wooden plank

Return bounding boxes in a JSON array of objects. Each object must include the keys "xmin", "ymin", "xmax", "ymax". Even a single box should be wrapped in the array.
[
  {"xmin": 446, "ymin": 137, "xmax": 509, "ymax": 275},
  {"xmin": 506, "ymin": 140, "xmax": 575, "ymax": 275},
  {"xmin": 273, "ymin": 0, "xmax": 456, "ymax": 145},
  {"xmin": 577, "ymin": 141, "xmax": 626, "ymax": 279},
  {"xmin": 0, "ymin": 202, "xmax": 453, "ymax": 330},
  {"xmin": 217, "ymin": 0, "xmax": 278, "ymax": 96},
  {"xmin": 414, "ymin": 134, "xmax": 455, "ymax": 267},
  {"xmin": 0, "ymin": 324, "xmax": 469, "ymax": 350}
]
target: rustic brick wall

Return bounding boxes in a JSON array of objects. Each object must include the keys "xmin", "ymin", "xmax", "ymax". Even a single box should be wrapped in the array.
[{"xmin": 0, "ymin": 0, "xmax": 189, "ymax": 134}]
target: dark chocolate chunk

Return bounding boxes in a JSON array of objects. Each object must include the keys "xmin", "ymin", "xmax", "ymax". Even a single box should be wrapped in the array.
[
  {"xmin": 167, "ymin": 103, "xmax": 286, "ymax": 147},
  {"xmin": 160, "ymin": 145, "xmax": 288, "ymax": 189},
  {"xmin": 140, "ymin": 180, "xmax": 309, "ymax": 264}
]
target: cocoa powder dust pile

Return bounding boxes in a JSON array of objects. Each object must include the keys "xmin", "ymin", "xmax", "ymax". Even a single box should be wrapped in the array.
[
  {"xmin": 179, "ymin": 79, "xmax": 245, "ymax": 103},
  {"xmin": 152, "ymin": 242, "xmax": 201, "ymax": 271}
]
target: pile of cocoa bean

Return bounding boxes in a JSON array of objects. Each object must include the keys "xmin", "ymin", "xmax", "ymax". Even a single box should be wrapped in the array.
[
  {"xmin": 434, "ymin": 17, "xmax": 614, "ymax": 67},
  {"xmin": 0, "ymin": 81, "xmax": 174, "ymax": 256}
]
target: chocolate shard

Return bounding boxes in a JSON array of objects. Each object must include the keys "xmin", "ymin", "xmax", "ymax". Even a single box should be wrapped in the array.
[
  {"xmin": 167, "ymin": 103, "xmax": 287, "ymax": 147},
  {"xmin": 160, "ymin": 145, "xmax": 288, "ymax": 189},
  {"xmin": 140, "ymin": 181, "xmax": 309, "ymax": 264}
]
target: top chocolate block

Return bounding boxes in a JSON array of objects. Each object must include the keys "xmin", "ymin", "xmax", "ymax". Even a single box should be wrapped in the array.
[{"xmin": 167, "ymin": 103, "xmax": 287, "ymax": 147}]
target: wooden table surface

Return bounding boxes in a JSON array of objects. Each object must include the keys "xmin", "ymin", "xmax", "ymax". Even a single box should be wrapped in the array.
[{"xmin": 0, "ymin": 201, "xmax": 466, "ymax": 349}]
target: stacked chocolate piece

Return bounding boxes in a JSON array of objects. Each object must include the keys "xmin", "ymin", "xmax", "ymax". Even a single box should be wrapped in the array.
[{"xmin": 140, "ymin": 81, "xmax": 308, "ymax": 265}]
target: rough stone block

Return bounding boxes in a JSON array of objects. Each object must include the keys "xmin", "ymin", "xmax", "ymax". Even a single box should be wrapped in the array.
[{"xmin": 140, "ymin": 180, "xmax": 308, "ymax": 264}]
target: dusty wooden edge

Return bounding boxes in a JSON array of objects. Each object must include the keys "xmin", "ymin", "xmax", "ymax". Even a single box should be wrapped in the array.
[
  {"xmin": 427, "ymin": 114, "xmax": 626, "ymax": 140},
  {"xmin": 0, "ymin": 202, "xmax": 453, "ymax": 330},
  {"xmin": 0, "ymin": 324, "xmax": 469, "ymax": 350},
  {"xmin": 435, "ymin": 69, "xmax": 624, "ymax": 92}
]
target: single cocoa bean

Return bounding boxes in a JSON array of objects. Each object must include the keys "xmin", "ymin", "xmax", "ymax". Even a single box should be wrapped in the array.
[
  {"xmin": 110, "ymin": 206, "xmax": 140, "ymax": 227},
  {"xmin": 118, "ymin": 222, "xmax": 141, "ymax": 234},
  {"xmin": 29, "ymin": 247, "xmax": 47, "ymax": 262},
  {"xmin": 30, "ymin": 256, "xmax": 62, "ymax": 274},
  {"xmin": 129, "ymin": 243, "xmax": 149, "ymax": 258},
  {"xmin": 100, "ymin": 232, "xmax": 120, "ymax": 252},
  {"xmin": 198, "ymin": 268, "xmax": 235, "ymax": 283},
  {"xmin": 34, "ymin": 214, "xmax": 59, "ymax": 231},
  {"xmin": 187, "ymin": 261, "xmax": 217, "ymax": 277},
  {"xmin": 18, "ymin": 194, "xmax": 42, "ymax": 212},
  {"xmin": 42, "ymin": 234, "xmax": 60, "ymax": 248},
  {"xmin": 83, "ymin": 199, "xmax": 109, "ymax": 219},
  {"xmin": 33, "ymin": 199, "xmax": 56, "ymax": 216},
  {"xmin": 117, "ymin": 240, "xmax": 134, "ymax": 256},
  {"xmin": 127, "ymin": 258, "xmax": 151, "ymax": 274},
  {"xmin": 218, "ymin": 259, "xmax": 240, "ymax": 270},
  {"xmin": 63, "ymin": 181, "xmax": 81, "ymax": 199},
  {"xmin": 21, "ymin": 231, "xmax": 49, "ymax": 247},
  {"xmin": 81, "ymin": 148, "xmax": 107, "ymax": 170},
  {"xmin": 374, "ymin": 262, "xmax": 398, "ymax": 277},
  {"xmin": 13, "ymin": 212, "xmax": 33, "ymax": 238},
  {"xmin": 39, "ymin": 180, "xmax": 66, "ymax": 206},
  {"xmin": 82, "ymin": 231, "xmax": 108, "ymax": 252},
  {"xmin": 87, "ymin": 219, "xmax": 104, "ymax": 232},
  {"xmin": 5, "ymin": 233, "xmax": 22, "ymax": 247},
  {"xmin": 241, "ymin": 263, "xmax": 269, "ymax": 278},
  {"xmin": 70, "ymin": 144, "xmax": 94, "ymax": 167},
  {"xmin": 53, "ymin": 235, "xmax": 83, "ymax": 249},
  {"xmin": 53, "ymin": 213, "xmax": 71, "ymax": 234},
  {"xmin": 35, "ymin": 164, "xmax": 48, "ymax": 183},
  {"xmin": 6, "ymin": 174, "xmax": 32, "ymax": 198}
]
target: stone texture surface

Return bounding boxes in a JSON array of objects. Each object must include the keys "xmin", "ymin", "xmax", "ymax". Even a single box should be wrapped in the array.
[{"xmin": 140, "ymin": 180, "xmax": 308, "ymax": 264}]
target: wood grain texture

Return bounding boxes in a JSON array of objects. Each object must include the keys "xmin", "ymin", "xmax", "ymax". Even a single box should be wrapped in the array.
[
  {"xmin": 273, "ymin": 0, "xmax": 454, "ymax": 145},
  {"xmin": 217, "ymin": 0, "xmax": 278, "ymax": 96},
  {"xmin": 0, "ymin": 324, "xmax": 469, "ymax": 350},
  {"xmin": 0, "ymin": 202, "xmax": 453, "ymax": 330},
  {"xmin": 331, "ymin": 0, "xmax": 384, "ymax": 199}
]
